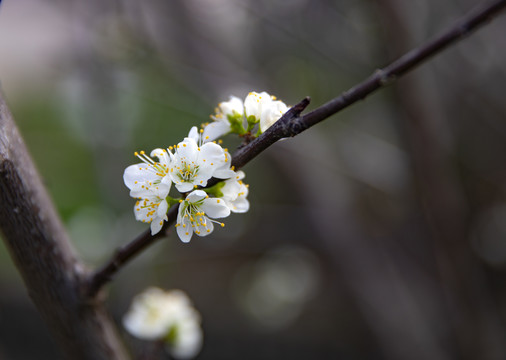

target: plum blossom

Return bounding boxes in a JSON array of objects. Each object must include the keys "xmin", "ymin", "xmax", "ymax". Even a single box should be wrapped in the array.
[
  {"xmin": 124, "ymin": 150, "xmax": 173, "ymax": 234},
  {"xmin": 168, "ymin": 127, "xmax": 235, "ymax": 193},
  {"xmin": 133, "ymin": 185, "xmax": 171, "ymax": 235},
  {"xmin": 244, "ymin": 91, "xmax": 289, "ymax": 132},
  {"xmin": 219, "ymin": 170, "xmax": 250, "ymax": 213},
  {"xmin": 176, "ymin": 190, "xmax": 230, "ymax": 243},
  {"xmin": 203, "ymin": 96, "xmax": 244, "ymax": 142},
  {"xmin": 123, "ymin": 287, "xmax": 203, "ymax": 359}
]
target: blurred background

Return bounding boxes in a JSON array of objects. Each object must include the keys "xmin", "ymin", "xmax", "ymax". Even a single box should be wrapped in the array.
[{"xmin": 1, "ymin": 0, "xmax": 506, "ymax": 359}]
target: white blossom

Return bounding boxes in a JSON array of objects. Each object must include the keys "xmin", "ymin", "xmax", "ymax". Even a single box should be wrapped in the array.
[
  {"xmin": 203, "ymin": 96, "xmax": 244, "ymax": 142},
  {"xmin": 176, "ymin": 190, "xmax": 230, "ymax": 243},
  {"xmin": 133, "ymin": 185, "xmax": 170, "ymax": 235},
  {"xmin": 244, "ymin": 91, "xmax": 288, "ymax": 132},
  {"xmin": 123, "ymin": 288, "xmax": 203, "ymax": 359},
  {"xmin": 124, "ymin": 150, "xmax": 173, "ymax": 234},
  {"xmin": 220, "ymin": 170, "xmax": 250, "ymax": 213},
  {"xmin": 259, "ymin": 99, "xmax": 289, "ymax": 132},
  {"xmin": 124, "ymin": 149, "xmax": 172, "ymax": 197},
  {"xmin": 168, "ymin": 127, "xmax": 234, "ymax": 193}
]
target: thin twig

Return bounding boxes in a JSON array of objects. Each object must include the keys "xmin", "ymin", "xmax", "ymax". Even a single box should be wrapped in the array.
[
  {"xmin": 87, "ymin": 0, "xmax": 506, "ymax": 298},
  {"xmin": 87, "ymin": 206, "xmax": 178, "ymax": 297}
]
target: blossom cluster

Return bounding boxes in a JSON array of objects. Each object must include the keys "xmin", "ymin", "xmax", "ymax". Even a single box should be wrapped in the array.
[
  {"xmin": 123, "ymin": 287, "xmax": 203, "ymax": 359},
  {"xmin": 123, "ymin": 91, "xmax": 288, "ymax": 243}
]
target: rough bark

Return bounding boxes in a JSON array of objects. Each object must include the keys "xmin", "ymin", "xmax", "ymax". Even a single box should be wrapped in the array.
[{"xmin": 0, "ymin": 93, "xmax": 129, "ymax": 360}]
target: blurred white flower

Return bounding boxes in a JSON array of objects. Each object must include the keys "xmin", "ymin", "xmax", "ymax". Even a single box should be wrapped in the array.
[
  {"xmin": 176, "ymin": 189, "xmax": 231, "ymax": 243},
  {"xmin": 123, "ymin": 287, "xmax": 203, "ymax": 359}
]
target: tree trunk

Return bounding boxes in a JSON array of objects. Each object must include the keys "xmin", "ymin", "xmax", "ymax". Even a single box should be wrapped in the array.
[{"xmin": 0, "ymin": 93, "xmax": 129, "ymax": 360}]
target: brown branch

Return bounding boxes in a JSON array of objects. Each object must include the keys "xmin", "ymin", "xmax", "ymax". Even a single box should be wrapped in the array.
[
  {"xmin": 87, "ymin": 0, "xmax": 506, "ymax": 297},
  {"xmin": 87, "ymin": 206, "xmax": 179, "ymax": 297},
  {"xmin": 0, "ymin": 93, "xmax": 130, "ymax": 359}
]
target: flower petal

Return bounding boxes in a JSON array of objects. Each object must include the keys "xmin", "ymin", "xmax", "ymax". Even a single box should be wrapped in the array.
[
  {"xmin": 150, "ymin": 218, "xmax": 164, "ymax": 235},
  {"xmin": 177, "ymin": 222, "xmax": 193, "ymax": 243},
  {"xmin": 187, "ymin": 126, "xmax": 200, "ymax": 143},
  {"xmin": 186, "ymin": 190, "xmax": 207, "ymax": 203},
  {"xmin": 124, "ymin": 164, "xmax": 159, "ymax": 190},
  {"xmin": 202, "ymin": 121, "xmax": 231, "ymax": 143},
  {"xmin": 202, "ymin": 198, "xmax": 231, "ymax": 219},
  {"xmin": 230, "ymin": 197, "xmax": 250, "ymax": 213}
]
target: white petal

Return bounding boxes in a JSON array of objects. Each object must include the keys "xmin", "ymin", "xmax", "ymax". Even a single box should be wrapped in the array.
[
  {"xmin": 230, "ymin": 197, "xmax": 250, "ymax": 213},
  {"xmin": 196, "ymin": 219, "xmax": 214, "ymax": 237},
  {"xmin": 221, "ymin": 180, "xmax": 242, "ymax": 201},
  {"xmin": 235, "ymin": 170, "xmax": 246, "ymax": 181},
  {"xmin": 187, "ymin": 126, "xmax": 199, "ymax": 143},
  {"xmin": 150, "ymin": 148, "xmax": 171, "ymax": 167},
  {"xmin": 177, "ymin": 220, "xmax": 193, "ymax": 243},
  {"xmin": 202, "ymin": 198, "xmax": 231, "ymax": 218},
  {"xmin": 156, "ymin": 199, "xmax": 169, "ymax": 218},
  {"xmin": 213, "ymin": 168, "xmax": 235, "ymax": 180},
  {"xmin": 176, "ymin": 138, "xmax": 199, "ymax": 161},
  {"xmin": 202, "ymin": 121, "xmax": 231, "ymax": 143},
  {"xmin": 219, "ymin": 96, "xmax": 244, "ymax": 115},
  {"xmin": 186, "ymin": 190, "xmax": 207, "ymax": 203},
  {"xmin": 133, "ymin": 201, "xmax": 151, "ymax": 221},
  {"xmin": 199, "ymin": 142, "xmax": 226, "ymax": 163},
  {"xmin": 174, "ymin": 182, "xmax": 194, "ymax": 193},
  {"xmin": 124, "ymin": 164, "xmax": 159, "ymax": 190},
  {"xmin": 260, "ymin": 100, "xmax": 288, "ymax": 132},
  {"xmin": 150, "ymin": 218, "xmax": 164, "ymax": 235},
  {"xmin": 244, "ymin": 92, "xmax": 262, "ymax": 119}
]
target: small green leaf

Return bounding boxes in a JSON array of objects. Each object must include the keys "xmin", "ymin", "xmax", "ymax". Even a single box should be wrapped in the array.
[{"xmin": 203, "ymin": 181, "xmax": 226, "ymax": 197}]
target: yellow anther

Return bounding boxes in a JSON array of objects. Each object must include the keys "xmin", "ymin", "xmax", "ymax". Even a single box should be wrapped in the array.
[
  {"xmin": 220, "ymin": 223, "xmax": 225, "ymax": 227},
  {"xmin": 134, "ymin": 151, "xmax": 139, "ymax": 156},
  {"xmin": 140, "ymin": 150, "xmax": 145, "ymax": 155},
  {"xmin": 179, "ymin": 199, "xmax": 183, "ymax": 203}
]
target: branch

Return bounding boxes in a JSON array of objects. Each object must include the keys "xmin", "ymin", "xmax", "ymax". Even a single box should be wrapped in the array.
[
  {"xmin": 0, "ymin": 93, "xmax": 129, "ymax": 359},
  {"xmin": 87, "ymin": 206, "xmax": 179, "ymax": 297},
  {"xmin": 87, "ymin": 0, "xmax": 506, "ymax": 297}
]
